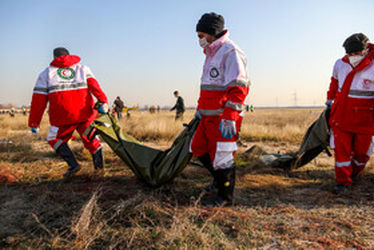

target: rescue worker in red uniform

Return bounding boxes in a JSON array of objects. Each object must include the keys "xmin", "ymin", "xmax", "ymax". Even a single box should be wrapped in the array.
[
  {"xmin": 326, "ymin": 33, "xmax": 374, "ymax": 193},
  {"xmin": 29, "ymin": 47, "xmax": 109, "ymax": 177},
  {"xmin": 191, "ymin": 13, "xmax": 250, "ymax": 206}
]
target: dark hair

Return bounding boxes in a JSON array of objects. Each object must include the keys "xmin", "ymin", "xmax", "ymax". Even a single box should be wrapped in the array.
[
  {"xmin": 215, "ymin": 31, "xmax": 226, "ymax": 39},
  {"xmin": 53, "ymin": 47, "xmax": 69, "ymax": 58},
  {"xmin": 343, "ymin": 33, "xmax": 369, "ymax": 54},
  {"xmin": 173, "ymin": 90, "xmax": 179, "ymax": 95}
]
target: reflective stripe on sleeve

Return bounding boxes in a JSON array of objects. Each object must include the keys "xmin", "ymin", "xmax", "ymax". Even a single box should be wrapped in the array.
[
  {"xmin": 33, "ymin": 87, "xmax": 48, "ymax": 94},
  {"xmin": 200, "ymin": 80, "xmax": 250, "ymax": 91},
  {"xmin": 200, "ymin": 84, "xmax": 226, "ymax": 91},
  {"xmin": 227, "ymin": 79, "xmax": 251, "ymax": 88},
  {"xmin": 348, "ymin": 90, "xmax": 374, "ymax": 97},
  {"xmin": 225, "ymin": 100, "xmax": 244, "ymax": 111},
  {"xmin": 33, "ymin": 91, "xmax": 48, "ymax": 95},
  {"xmin": 199, "ymin": 109, "xmax": 224, "ymax": 116}
]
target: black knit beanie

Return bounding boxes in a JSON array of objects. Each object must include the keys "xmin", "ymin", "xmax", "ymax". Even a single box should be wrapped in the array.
[
  {"xmin": 53, "ymin": 47, "xmax": 70, "ymax": 58},
  {"xmin": 343, "ymin": 33, "xmax": 369, "ymax": 54},
  {"xmin": 196, "ymin": 12, "xmax": 225, "ymax": 37}
]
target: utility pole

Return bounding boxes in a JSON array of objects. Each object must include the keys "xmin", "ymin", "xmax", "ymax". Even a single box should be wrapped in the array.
[{"xmin": 292, "ymin": 91, "xmax": 298, "ymax": 107}]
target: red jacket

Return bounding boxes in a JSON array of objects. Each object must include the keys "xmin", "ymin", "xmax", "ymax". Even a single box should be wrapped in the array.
[
  {"xmin": 29, "ymin": 55, "xmax": 107, "ymax": 127},
  {"xmin": 197, "ymin": 31, "xmax": 250, "ymax": 121},
  {"xmin": 329, "ymin": 44, "xmax": 374, "ymax": 134}
]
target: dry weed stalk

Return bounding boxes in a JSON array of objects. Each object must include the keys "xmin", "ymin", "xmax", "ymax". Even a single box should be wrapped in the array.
[
  {"xmin": 70, "ymin": 189, "xmax": 105, "ymax": 249},
  {"xmin": 73, "ymin": 191, "xmax": 98, "ymax": 237},
  {"xmin": 32, "ymin": 213, "xmax": 54, "ymax": 238}
]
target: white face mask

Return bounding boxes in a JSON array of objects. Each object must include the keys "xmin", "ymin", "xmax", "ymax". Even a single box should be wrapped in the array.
[
  {"xmin": 348, "ymin": 55, "xmax": 365, "ymax": 67},
  {"xmin": 199, "ymin": 37, "xmax": 209, "ymax": 48}
]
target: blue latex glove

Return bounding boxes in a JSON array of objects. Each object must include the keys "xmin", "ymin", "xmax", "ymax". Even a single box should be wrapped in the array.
[
  {"xmin": 195, "ymin": 110, "xmax": 202, "ymax": 119},
  {"xmin": 30, "ymin": 127, "xmax": 39, "ymax": 134},
  {"xmin": 98, "ymin": 103, "xmax": 109, "ymax": 114},
  {"xmin": 219, "ymin": 119, "xmax": 237, "ymax": 139}
]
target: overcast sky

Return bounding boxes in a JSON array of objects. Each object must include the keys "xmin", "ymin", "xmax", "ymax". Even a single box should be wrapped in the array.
[{"xmin": 0, "ymin": 0, "xmax": 373, "ymax": 108}]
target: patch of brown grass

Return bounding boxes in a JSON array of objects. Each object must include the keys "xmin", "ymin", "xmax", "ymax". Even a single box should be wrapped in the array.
[
  {"xmin": 118, "ymin": 108, "xmax": 321, "ymax": 143},
  {"xmin": 0, "ymin": 111, "xmax": 374, "ymax": 248}
]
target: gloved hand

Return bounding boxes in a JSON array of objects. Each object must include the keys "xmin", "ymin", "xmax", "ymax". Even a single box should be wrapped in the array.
[
  {"xmin": 219, "ymin": 119, "xmax": 237, "ymax": 139},
  {"xmin": 30, "ymin": 127, "xmax": 39, "ymax": 134},
  {"xmin": 194, "ymin": 110, "xmax": 202, "ymax": 119},
  {"xmin": 98, "ymin": 103, "xmax": 109, "ymax": 114},
  {"xmin": 325, "ymin": 100, "xmax": 332, "ymax": 109}
]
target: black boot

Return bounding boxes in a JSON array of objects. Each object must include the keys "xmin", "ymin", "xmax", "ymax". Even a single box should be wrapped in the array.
[
  {"xmin": 204, "ymin": 179, "xmax": 217, "ymax": 192},
  {"xmin": 333, "ymin": 184, "xmax": 350, "ymax": 194},
  {"xmin": 213, "ymin": 165, "xmax": 236, "ymax": 206},
  {"xmin": 198, "ymin": 154, "xmax": 217, "ymax": 191},
  {"xmin": 92, "ymin": 148, "xmax": 104, "ymax": 170},
  {"xmin": 56, "ymin": 143, "xmax": 81, "ymax": 177}
]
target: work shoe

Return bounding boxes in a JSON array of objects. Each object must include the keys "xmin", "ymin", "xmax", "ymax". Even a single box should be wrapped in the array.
[
  {"xmin": 214, "ymin": 166, "xmax": 236, "ymax": 206},
  {"xmin": 92, "ymin": 148, "xmax": 104, "ymax": 170},
  {"xmin": 56, "ymin": 142, "xmax": 80, "ymax": 177},
  {"xmin": 202, "ymin": 195, "xmax": 232, "ymax": 207},
  {"xmin": 63, "ymin": 165, "xmax": 81, "ymax": 177},
  {"xmin": 202, "ymin": 196, "xmax": 223, "ymax": 207},
  {"xmin": 350, "ymin": 174, "xmax": 362, "ymax": 184},
  {"xmin": 333, "ymin": 184, "xmax": 350, "ymax": 194}
]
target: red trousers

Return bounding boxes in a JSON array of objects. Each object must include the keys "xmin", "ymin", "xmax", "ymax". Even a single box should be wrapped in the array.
[
  {"xmin": 191, "ymin": 115, "xmax": 242, "ymax": 170},
  {"xmin": 47, "ymin": 120, "xmax": 101, "ymax": 154},
  {"xmin": 332, "ymin": 127, "xmax": 373, "ymax": 185}
]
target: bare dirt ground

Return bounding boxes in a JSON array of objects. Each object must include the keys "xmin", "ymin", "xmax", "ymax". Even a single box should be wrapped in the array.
[{"xmin": 0, "ymin": 110, "xmax": 374, "ymax": 248}]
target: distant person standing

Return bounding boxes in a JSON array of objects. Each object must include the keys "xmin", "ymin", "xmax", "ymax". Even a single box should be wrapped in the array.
[
  {"xmin": 22, "ymin": 106, "xmax": 27, "ymax": 116},
  {"xmin": 9, "ymin": 108, "xmax": 15, "ymax": 117},
  {"xmin": 170, "ymin": 90, "xmax": 185, "ymax": 120},
  {"xmin": 149, "ymin": 105, "xmax": 156, "ymax": 113},
  {"xmin": 29, "ymin": 47, "xmax": 109, "ymax": 177},
  {"xmin": 114, "ymin": 96, "xmax": 125, "ymax": 120},
  {"xmin": 111, "ymin": 104, "xmax": 117, "ymax": 117},
  {"xmin": 326, "ymin": 33, "xmax": 374, "ymax": 193},
  {"xmin": 190, "ymin": 13, "xmax": 250, "ymax": 206},
  {"xmin": 250, "ymin": 105, "xmax": 254, "ymax": 112}
]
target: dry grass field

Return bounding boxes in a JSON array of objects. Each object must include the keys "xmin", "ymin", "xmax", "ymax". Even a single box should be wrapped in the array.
[{"xmin": 1, "ymin": 109, "xmax": 374, "ymax": 248}]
